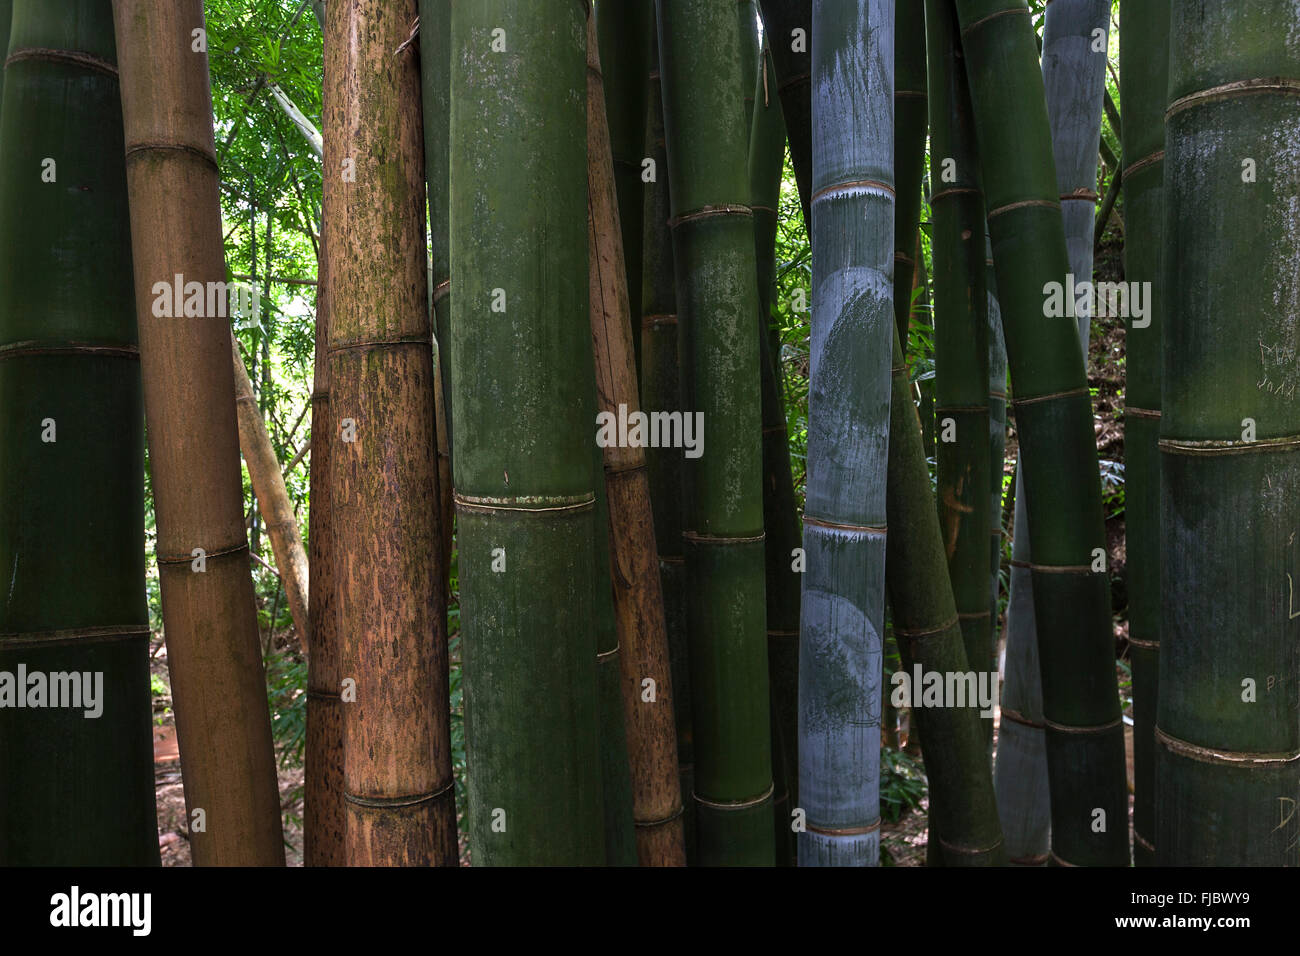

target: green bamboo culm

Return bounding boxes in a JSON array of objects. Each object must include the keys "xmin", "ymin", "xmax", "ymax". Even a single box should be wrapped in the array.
[
  {"xmin": 953, "ymin": 0, "xmax": 1128, "ymax": 867},
  {"xmin": 0, "ymin": 0, "xmax": 158, "ymax": 864},
  {"xmin": 418, "ymin": 0, "xmax": 452, "ymax": 465},
  {"xmin": 886, "ymin": 326, "xmax": 1007, "ymax": 867},
  {"xmin": 797, "ymin": 0, "xmax": 893, "ymax": 868},
  {"xmin": 596, "ymin": 0, "xmax": 651, "ymax": 382},
  {"xmin": 0, "ymin": 0, "xmax": 10, "ymax": 108},
  {"xmin": 1155, "ymin": 0, "xmax": 1300, "ymax": 866},
  {"xmin": 1119, "ymin": 0, "xmax": 1168, "ymax": 869},
  {"xmin": 996, "ymin": 0, "xmax": 1111, "ymax": 866},
  {"xmin": 756, "ymin": 0, "xmax": 810, "ymax": 221},
  {"xmin": 926, "ymin": 0, "xmax": 991, "ymax": 742},
  {"xmin": 639, "ymin": 22, "xmax": 695, "ymax": 862},
  {"xmin": 656, "ymin": 0, "xmax": 774, "ymax": 867},
  {"xmin": 450, "ymin": 0, "xmax": 604, "ymax": 865},
  {"xmin": 892, "ymin": 0, "xmax": 926, "ymax": 346},
  {"xmin": 749, "ymin": 37, "xmax": 799, "ymax": 866}
]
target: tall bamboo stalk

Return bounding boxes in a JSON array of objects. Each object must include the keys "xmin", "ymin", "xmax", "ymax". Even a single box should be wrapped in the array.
[
  {"xmin": 996, "ymin": 0, "xmax": 1110, "ymax": 866},
  {"xmin": 0, "ymin": 0, "xmax": 157, "ymax": 865},
  {"xmin": 1120, "ymin": 0, "xmax": 1168, "ymax": 869},
  {"xmin": 657, "ymin": 0, "xmax": 774, "ymax": 866},
  {"xmin": 305, "ymin": 226, "xmax": 343, "ymax": 865},
  {"xmin": 886, "ymin": 325, "xmax": 1007, "ymax": 867},
  {"xmin": 114, "ymin": 0, "xmax": 284, "ymax": 866},
  {"xmin": 323, "ymin": 0, "xmax": 456, "ymax": 866},
  {"xmin": 640, "ymin": 22, "xmax": 695, "ymax": 861},
  {"xmin": 755, "ymin": 0, "xmax": 810, "ymax": 221},
  {"xmin": 750, "ymin": 38, "xmax": 798, "ymax": 867},
  {"xmin": 451, "ymin": 0, "xmax": 604, "ymax": 865},
  {"xmin": 1156, "ymin": 0, "xmax": 1300, "ymax": 866},
  {"xmin": 893, "ymin": 0, "xmax": 926, "ymax": 346},
  {"xmin": 797, "ymin": 0, "xmax": 893, "ymax": 868},
  {"xmin": 597, "ymin": 0, "xmax": 651, "ymax": 382},
  {"xmin": 232, "ymin": 341, "xmax": 309, "ymax": 645},
  {"xmin": 588, "ymin": 18, "xmax": 686, "ymax": 868},
  {"xmin": 926, "ymin": 0, "xmax": 991, "ymax": 733},
  {"xmin": 954, "ymin": 0, "xmax": 1128, "ymax": 866},
  {"xmin": 0, "ymin": 1, "xmax": 10, "ymax": 107}
]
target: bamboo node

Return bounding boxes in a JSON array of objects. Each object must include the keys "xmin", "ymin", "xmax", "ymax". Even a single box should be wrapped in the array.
[
  {"xmin": 1123, "ymin": 150, "xmax": 1165, "ymax": 181},
  {"xmin": 959, "ymin": 6, "xmax": 1031, "ymax": 40},
  {"xmin": 1167, "ymin": 78, "xmax": 1300, "ymax": 120},
  {"xmin": 939, "ymin": 835, "xmax": 1004, "ymax": 856},
  {"xmin": 999, "ymin": 706, "xmax": 1045, "ymax": 730},
  {"xmin": 454, "ymin": 492, "xmax": 595, "ymax": 515},
  {"xmin": 987, "ymin": 198, "xmax": 1061, "ymax": 220},
  {"xmin": 1159, "ymin": 434, "xmax": 1300, "ymax": 457},
  {"xmin": 1010, "ymin": 385, "xmax": 1089, "ymax": 407},
  {"xmin": 692, "ymin": 782, "xmax": 774, "ymax": 810},
  {"xmin": 811, "ymin": 179, "xmax": 896, "ymax": 204},
  {"xmin": 1125, "ymin": 406, "xmax": 1161, "ymax": 420},
  {"xmin": 0, "ymin": 625, "xmax": 149, "ymax": 648},
  {"xmin": 806, "ymin": 817, "xmax": 882, "ymax": 837},
  {"xmin": 1154, "ymin": 726, "xmax": 1300, "ymax": 767},
  {"xmin": 634, "ymin": 803, "xmax": 686, "ymax": 828},
  {"xmin": 668, "ymin": 204, "xmax": 754, "ymax": 228},
  {"xmin": 0, "ymin": 341, "xmax": 139, "ymax": 361},
  {"xmin": 802, "ymin": 515, "xmax": 887, "ymax": 535},
  {"xmin": 1043, "ymin": 716, "xmax": 1123, "ymax": 734},
  {"xmin": 5, "ymin": 46, "xmax": 118, "ymax": 77},
  {"xmin": 928, "ymin": 187, "xmax": 980, "ymax": 204},
  {"xmin": 682, "ymin": 530, "xmax": 766, "ymax": 544},
  {"xmin": 125, "ymin": 141, "xmax": 220, "ymax": 174},
  {"xmin": 343, "ymin": 780, "xmax": 455, "ymax": 809},
  {"xmin": 156, "ymin": 541, "xmax": 250, "ymax": 566}
]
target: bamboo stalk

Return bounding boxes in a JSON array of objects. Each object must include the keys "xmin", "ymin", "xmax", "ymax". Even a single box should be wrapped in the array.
[
  {"xmin": 656, "ymin": 0, "xmax": 774, "ymax": 866},
  {"xmin": 0, "ymin": 0, "xmax": 157, "ymax": 864},
  {"xmin": 954, "ymin": 0, "xmax": 1128, "ymax": 866},
  {"xmin": 797, "ymin": 0, "xmax": 893, "ymax": 868},
  {"xmin": 232, "ymin": 342, "xmax": 310, "ymax": 647},
  {"xmin": 640, "ymin": 21, "xmax": 696, "ymax": 862},
  {"xmin": 588, "ymin": 18, "xmax": 686, "ymax": 867},
  {"xmin": 749, "ymin": 37, "xmax": 799, "ymax": 867},
  {"xmin": 1119, "ymin": 0, "xmax": 1167, "ymax": 868},
  {"xmin": 926, "ymin": 0, "xmax": 992, "ymax": 738},
  {"xmin": 893, "ymin": 0, "xmax": 927, "ymax": 346},
  {"xmin": 305, "ymin": 225, "xmax": 343, "ymax": 865},
  {"xmin": 887, "ymin": 325, "xmax": 1006, "ymax": 867},
  {"xmin": 418, "ymin": 0, "xmax": 453, "ymax": 475},
  {"xmin": 597, "ymin": 0, "xmax": 652, "ymax": 383},
  {"xmin": 451, "ymin": 0, "xmax": 604, "ymax": 865},
  {"xmin": 1155, "ymin": 0, "xmax": 1300, "ymax": 865},
  {"xmin": 755, "ymin": 0, "xmax": 811, "ymax": 221},
  {"xmin": 114, "ymin": 0, "xmax": 284, "ymax": 867},
  {"xmin": 323, "ymin": 0, "xmax": 456, "ymax": 866}
]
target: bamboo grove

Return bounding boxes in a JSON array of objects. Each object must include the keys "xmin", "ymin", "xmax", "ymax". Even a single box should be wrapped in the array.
[{"xmin": 0, "ymin": 0, "xmax": 1294, "ymax": 868}]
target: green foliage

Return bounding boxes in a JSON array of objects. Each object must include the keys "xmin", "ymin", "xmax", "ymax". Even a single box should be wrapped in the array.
[{"xmin": 880, "ymin": 746, "xmax": 928, "ymax": 823}]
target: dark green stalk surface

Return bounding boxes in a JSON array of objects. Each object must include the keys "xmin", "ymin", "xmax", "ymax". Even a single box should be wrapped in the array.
[
  {"xmin": 1119, "ymin": 0, "xmax": 1167, "ymax": 868},
  {"xmin": 953, "ymin": 0, "xmax": 1128, "ymax": 866},
  {"xmin": 450, "ymin": 1, "xmax": 603, "ymax": 865},
  {"xmin": 1156, "ymin": 0, "xmax": 1300, "ymax": 866},
  {"xmin": 0, "ymin": 0, "xmax": 157, "ymax": 865},
  {"xmin": 656, "ymin": 0, "xmax": 773, "ymax": 866}
]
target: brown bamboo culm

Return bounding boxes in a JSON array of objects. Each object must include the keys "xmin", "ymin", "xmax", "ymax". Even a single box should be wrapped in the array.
[
  {"xmin": 323, "ymin": 0, "xmax": 457, "ymax": 865},
  {"xmin": 587, "ymin": 16, "xmax": 687, "ymax": 867},
  {"xmin": 113, "ymin": 0, "xmax": 284, "ymax": 865},
  {"xmin": 232, "ymin": 339, "xmax": 310, "ymax": 645},
  {"xmin": 305, "ymin": 224, "xmax": 344, "ymax": 864}
]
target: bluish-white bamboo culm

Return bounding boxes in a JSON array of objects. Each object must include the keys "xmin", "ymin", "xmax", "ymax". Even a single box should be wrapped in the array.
[
  {"xmin": 798, "ymin": 0, "xmax": 893, "ymax": 868},
  {"xmin": 995, "ymin": 0, "xmax": 1109, "ymax": 866}
]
